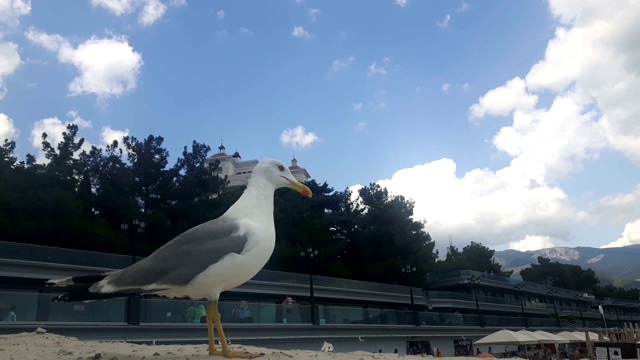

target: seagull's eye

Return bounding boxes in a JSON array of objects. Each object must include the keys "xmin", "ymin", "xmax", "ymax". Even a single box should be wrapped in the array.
[{"xmin": 278, "ymin": 165, "xmax": 285, "ymax": 171}]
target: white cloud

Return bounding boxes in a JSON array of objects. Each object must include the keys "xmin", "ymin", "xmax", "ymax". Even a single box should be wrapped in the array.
[
  {"xmin": 0, "ymin": 0, "xmax": 31, "ymax": 27},
  {"xmin": 308, "ymin": 8, "xmax": 320, "ymax": 22},
  {"xmin": 138, "ymin": 0, "xmax": 166, "ymax": 27},
  {"xmin": 459, "ymin": 2, "xmax": 470, "ymax": 12},
  {"xmin": 91, "ymin": 0, "xmax": 134, "ymax": 15},
  {"xmin": 601, "ymin": 219, "xmax": 640, "ymax": 248},
  {"xmin": 355, "ymin": 121, "xmax": 367, "ymax": 131},
  {"xmin": 90, "ymin": 0, "xmax": 178, "ymax": 27},
  {"xmin": 441, "ymin": 83, "xmax": 451, "ymax": 93},
  {"xmin": 280, "ymin": 126, "xmax": 319, "ymax": 149},
  {"xmin": 352, "ymin": 102, "xmax": 362, "ymax": 111},
  {"xmin": 395, "ymin": 0, "xmax": 407, "ymax": 7},
  {"xmin": 363, "ymin": 158, "xmax": 577, "ymax": 250},
  {"xmin": 101, "ymin": 125, "xmax": 129, "ymax": 145},
  {"xmin": 367, "ymin": 61, "xmax": 387, "ymax": 76},
  {"xmin": 469, "ymin": 77, "xmax": 538, "ymax": 119},
  {"xmin": 292, "ymin": 26, "xmax": 311, "ymax": 39},
  {"xmin": 585, "ymin": 185, "xmax": 640, "ymax": 225},
  {"xmin": 0, "ymin": 113, "xmax": 19, "ymax": 140},
  {"xmin": 239, "ymin": 27, "xmax": 253, "ymax": 35},
  {"xmin": 462, "ymin": 82, "xmax": 470, "ymax": 91},
  {"xmin": 331, "ymin": 56, "xmax": 354, "ymax": 72},
  {"xmin": 216, "ymin": 9, "xmax": 224, "ymax": 20},
  {"xmin": 30, "ymin": 111, "xmax": 129, "ymax": 162},
  {"xmin": 0, "ymin": 39, "xmax": 21, "ymax": 100},
  {"xmin": 509, "ymin": 235, "xmax": 557, "ymax": 251},
  {"xmin": 25, "ymin": 29, "xmax": 143, "ymax": 101},
  {"xmin": 31, "ymin": 111, "xmax": 92, "ymax": 161},
  {"xmin": 356, "ymin": 0, "xmax": 640, "ymax": 251},
  {"xmin": 437, "ymin": 14, "xmax": 451, "ymax": 27}
]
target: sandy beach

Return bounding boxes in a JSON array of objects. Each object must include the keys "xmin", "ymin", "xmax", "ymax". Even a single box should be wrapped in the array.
[{"xmin": 0, "ymin": 329, "xmax": 505, "ymax": 360}]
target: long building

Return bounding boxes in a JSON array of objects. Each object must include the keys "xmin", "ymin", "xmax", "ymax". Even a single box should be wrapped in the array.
[
  {"xmin": 204, "ymin": 144, "xmax": 311, "ymax": 187},
  {"xmin": 0, "ymin": 240, "xmax": 637, "ymax": 355}
]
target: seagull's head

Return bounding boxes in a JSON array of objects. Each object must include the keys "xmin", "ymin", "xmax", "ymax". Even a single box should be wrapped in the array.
[{"xmin": 254, "ymin": 158, "xmax": 312, "ymax": 197}]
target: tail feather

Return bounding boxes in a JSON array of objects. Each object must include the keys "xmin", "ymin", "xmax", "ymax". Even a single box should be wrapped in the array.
[
  {"xmin": 47, "ymin": 273, "xmax": 111, "ymax": 288},
  {"xmin": 48, "ymin": 273, "xmax": 127, "ymax": 302},
  {"xmin": 52, "ymin": 288, "xmax": 132, "ymax": 302}
]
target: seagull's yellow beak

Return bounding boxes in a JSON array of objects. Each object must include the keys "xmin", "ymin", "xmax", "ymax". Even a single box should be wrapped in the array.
[{"xmin": 283, "ymin": 177, "xmax": 313, "ymax": 198}]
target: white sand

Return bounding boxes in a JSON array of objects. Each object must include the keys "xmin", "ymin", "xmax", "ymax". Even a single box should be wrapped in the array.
[{"xmin": 0, "ymin": 330, "xmax": 501, "ymax": 360}]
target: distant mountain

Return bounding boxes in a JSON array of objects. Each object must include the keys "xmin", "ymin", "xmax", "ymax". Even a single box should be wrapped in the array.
[{"xmin": 493, "ymin": 244, "xmax": 640, "ymax": 288}]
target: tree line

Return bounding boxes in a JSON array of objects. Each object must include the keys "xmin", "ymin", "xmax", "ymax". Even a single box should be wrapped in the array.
[{"xmin": 0, "ymin": 126, "xmax": 636, "ymax": 299}]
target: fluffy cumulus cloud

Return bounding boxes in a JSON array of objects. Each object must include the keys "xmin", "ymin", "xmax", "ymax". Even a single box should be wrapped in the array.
[
  {"xmin": 100, "ymin": 125, "xmax": 129, "ymax": 146},
  {"xmin": 292, "ymin": 26, "xmax": 311, "ymax": 39},
  {"xmin": 448, "ymin": 0, "xmax": 640, "ymax": 249},
  {"xmin": 469, "ymin": 77, "xmax": 538, "ymax": 119},
  {"xmin": 90, "ymin": 0, "xmax": 184, "ymax": 27},
  {"xmin": 354, "ymin": 158, "xmax": 576, "ymax": 249},
  {"xmin": 31, "ymin": 111, "xmax": 93, "ymax": 161},
  {"xmin": 0, "ymin": 39, "xmax": 21, "ymax": 100},
  {"xmin": 601, "ymin": 219, "xmax": 640, "ymax": 248},
  {"xmin": 0, "ymin": 0, "xmax": 31, "ymax": 27},
  {"xmin": 25, "ymin": 29, "xmax": 143, "ymax": 101},
  {"xmin": 280, "ymin": 126, "xmax": 319, "ymax": 149},
  {"xmin": 353, "ymin": 1, "xmax": 640, "ymax": 251},
  {"xmin": 0, "ymin": 112, "xmax": 19, "ymax": 140},
  {"xmin": 30, "ymin": 110, "xmax": 129, "ymax": 162},
  {"xmin": 0, "ymin": 1, "xmax": 25, "ymax": 98}
]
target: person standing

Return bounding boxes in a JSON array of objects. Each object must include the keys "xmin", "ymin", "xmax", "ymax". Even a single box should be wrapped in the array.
[
  {"xmin": 282, "ymin": 296, "xmax": 298, "ymax": 323},
  {"xmin": 611, "ymin": 350, "xmax": 622, "ymax": 360},
  {"xmin": 4, "ymin": 307, "xmax": 16, "ymax": 322},
  {"xmin": 237, "ymin": 300, "xmax": 252, "ymax": 323},
  {"xmin": 186, "ymin": 303, "xmax": 197, "ymax": 323},
  {"xmin": 196, "ymin": 303, "xmax": 206, "ymax": 323}
]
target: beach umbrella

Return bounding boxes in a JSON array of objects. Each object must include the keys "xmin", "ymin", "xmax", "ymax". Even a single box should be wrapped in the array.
[
  {"xmin": 474, "ymin": 330, "xmax": 539, "ymax": 360},
  {"xmin": 556, "ymin": 332, "xmax": 583, "ymax": 343},
  {"xmin": 519, "ymin": 330, "xmax": 564, "ymax": 344},
  {"xmin": 531, "ymin": 330, "xmax": 570, "ymax": 344},
  {"xmin": 475, "ymin": 329, "xmax": 540, "ymax": 346},
  {"xmin": 572, "ymin": 331, "xmax": 602, "ymax": 342}
]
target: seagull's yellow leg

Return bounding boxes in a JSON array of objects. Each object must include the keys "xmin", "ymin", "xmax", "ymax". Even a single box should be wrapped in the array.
[
  {"xmin": 209, "ymin": 301, "xmax": 263, "ymax": 358},
  {"xmin": 206, "ymin": 302, "xmax": 222, "ymax": 356}
]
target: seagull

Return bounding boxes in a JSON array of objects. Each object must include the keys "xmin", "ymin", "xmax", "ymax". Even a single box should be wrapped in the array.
[{"xmin": 47, "ymin": 158, "xmax": 312, "ymax": 358}]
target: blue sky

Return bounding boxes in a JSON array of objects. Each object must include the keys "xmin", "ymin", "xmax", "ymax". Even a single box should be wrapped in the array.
[{"xmin": 2, "ymin": 0, "xmax": 640, "ymax": 253}]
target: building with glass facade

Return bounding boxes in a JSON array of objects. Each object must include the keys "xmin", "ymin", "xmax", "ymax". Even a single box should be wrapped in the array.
[{"xmin": 0, "ymin": 240, "xmax": 638, "ymax": 355}]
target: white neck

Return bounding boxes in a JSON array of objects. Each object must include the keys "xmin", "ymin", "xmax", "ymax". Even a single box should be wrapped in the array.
[{"xmin": 224, "ymin": 178, "xmax": 276, "ymax": 220}]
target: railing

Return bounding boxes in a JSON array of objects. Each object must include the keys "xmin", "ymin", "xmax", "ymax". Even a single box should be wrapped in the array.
[
  {"xmin": 0, "ymin": 241, "xmax": 414, "ymax": 297},
  {"xmin": 0, "ymin": 290, "xmax": 126, "ymax": 323},
  {"xmin": 2, "ymin": 290, "xmax": 636, "ymax": 330}
]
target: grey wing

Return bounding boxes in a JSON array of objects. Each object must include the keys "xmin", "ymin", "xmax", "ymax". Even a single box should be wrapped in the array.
[{"xmin": 96, "ymin": 217, "xmax": 248, "ymax": 292}]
